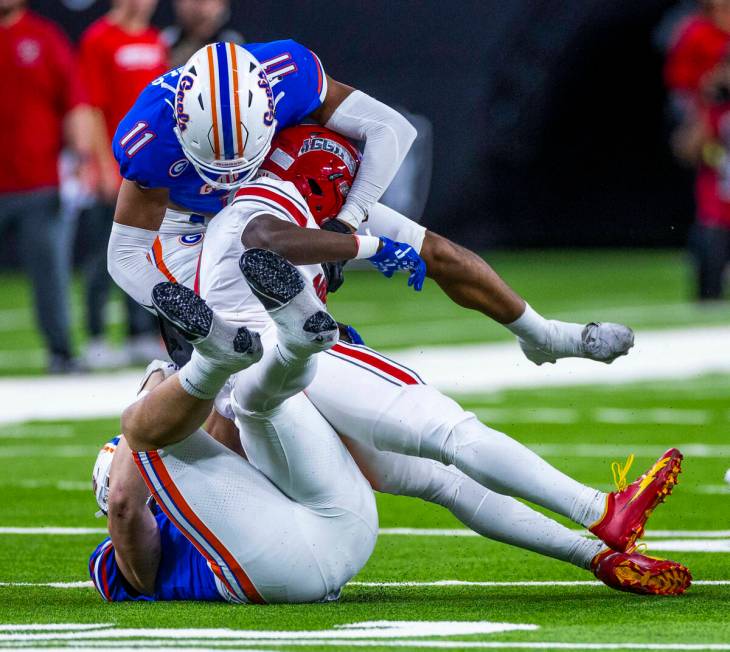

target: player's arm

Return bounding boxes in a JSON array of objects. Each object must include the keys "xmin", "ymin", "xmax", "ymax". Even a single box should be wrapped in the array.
[
  {"xmin": 364, "ymin": 202, "xmax": 633, "ymax": 364},
  {"xmin": 107, "ymin": 180, "xmax": 171, "ymax": 310},
  {"xmin": 242, "ymin": 213, "xmax": 426, "ymax": 290},
  {"xmin": 106, "ymin": 435, "xmax": 160, "ymax": 596},
  {"xmin": 309, "ymin": 77, "xmax": 417, "ymax": 230}
]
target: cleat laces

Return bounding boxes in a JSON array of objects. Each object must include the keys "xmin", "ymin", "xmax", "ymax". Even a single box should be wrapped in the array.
[{"xmin": 611, "ymin": 453, "xmax": 635, "ymax": 492}]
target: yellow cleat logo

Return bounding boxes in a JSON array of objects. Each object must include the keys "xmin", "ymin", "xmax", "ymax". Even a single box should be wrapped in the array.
[{"xmin": 628, "ymin": 457, "xmax": 669, "ymax": 504}]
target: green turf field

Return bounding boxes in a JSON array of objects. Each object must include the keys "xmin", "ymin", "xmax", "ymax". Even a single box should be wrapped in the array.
[{"xmin": 0, "ymin": 250, "xmax": 729, "ymax": 649}]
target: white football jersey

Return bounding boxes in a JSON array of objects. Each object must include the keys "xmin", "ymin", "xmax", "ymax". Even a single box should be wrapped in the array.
[{"xmin": 199, "ymin": 177, "xmax": 327, "ymax": 330}]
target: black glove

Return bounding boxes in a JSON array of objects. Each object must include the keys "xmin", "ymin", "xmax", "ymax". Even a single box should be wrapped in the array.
[{"xmin": 320, "ymin": 218, "xmax": 353, "ymax": 294}]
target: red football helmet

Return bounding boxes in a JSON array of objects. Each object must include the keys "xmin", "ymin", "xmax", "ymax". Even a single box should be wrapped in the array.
[{"xmin": 259, "ymin": 124, "xmax": 361, "ymax": 226}]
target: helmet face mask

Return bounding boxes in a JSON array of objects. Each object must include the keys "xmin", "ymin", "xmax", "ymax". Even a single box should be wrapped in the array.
[
  {"xmin": 175, "ymin": 42, "xmax": 276, "ymax": 190},
  {"xmin": 260, "ymin": 125, "xmax": 362, "ymax": 225}
]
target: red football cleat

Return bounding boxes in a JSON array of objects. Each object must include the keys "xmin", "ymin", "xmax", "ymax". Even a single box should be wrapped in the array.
[
  {"xmin": 589, "ymin": 448, "xmax": 682, "ymax": 552},
  {"xmin": 592, "ymin": 548, "xmax": 692, "ymax": 596}
]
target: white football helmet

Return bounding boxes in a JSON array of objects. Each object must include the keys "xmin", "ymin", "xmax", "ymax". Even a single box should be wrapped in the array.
[
  {"xmin": 92, "ymin": 436, "xmax": 120, "ymax": 516},
  {"xmin": 174, "ymin": 42, "xmax": 277, "ymax": 190}
]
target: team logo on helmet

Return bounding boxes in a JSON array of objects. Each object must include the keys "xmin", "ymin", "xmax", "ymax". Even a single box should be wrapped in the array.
[
  {"xmin": 175, "ymin": 74, "xmax": 194, "ymax": 132},
  {"xmin": 257, "ymin": 71, "xmax": 275, "ymax": 127},
  {"xmin": 299, "ymin": 137, "xmax": 357, "ymax": 175}
]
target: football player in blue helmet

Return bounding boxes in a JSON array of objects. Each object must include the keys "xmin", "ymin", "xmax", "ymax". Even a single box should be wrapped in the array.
[{"xmin": 108, "ymin": 39, "xmax": 422, "ymax": 313}]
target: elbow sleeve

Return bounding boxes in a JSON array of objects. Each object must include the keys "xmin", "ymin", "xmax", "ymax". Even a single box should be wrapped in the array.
[
  {"xmin": 107, "ymin": 222, "xmax": 168, "ymax": 311},
  {"xmin": 325, "ymin": 90, "xmax": 417, "ymax": 228}
]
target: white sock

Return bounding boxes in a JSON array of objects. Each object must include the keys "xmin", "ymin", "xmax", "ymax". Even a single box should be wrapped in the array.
[
  {"xmin": 178, "ymin": 350, "xmax": 232, "ymax": 399},
  {"xmin": 442, "ymin": 417, "xmax": 607, "ymax": 527},
  {"xmin": 506, "ymin": 303, "xmax": 584, "ymax": 356},
  {"xmin": 232, "ymin": 344, "xmax": 318, "ymax": 413},
  {"xmin": 570, "ymin": 488, "xmax": 608, "ymax": 529},
  {"xmin": 366, "ymin": 448, "xmax": 604, "ymax": 569}
]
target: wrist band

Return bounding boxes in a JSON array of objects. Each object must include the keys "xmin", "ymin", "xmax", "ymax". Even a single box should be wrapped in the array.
[{"xmin": 353, "ymin": 234, "xmax": 381, "ymax": 259}]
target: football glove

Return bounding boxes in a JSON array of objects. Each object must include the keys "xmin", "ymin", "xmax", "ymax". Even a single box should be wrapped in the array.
[
  {"xmin": 337, "ymin": 322, "xmax": 366, "ymax": 345},
  {"xmin": 320, "ymin": 218, "xmax": 353, "ymax": 293},
  {"xmin": 368, "ymin": 237, "xmax": 426, "ymax": 291}
]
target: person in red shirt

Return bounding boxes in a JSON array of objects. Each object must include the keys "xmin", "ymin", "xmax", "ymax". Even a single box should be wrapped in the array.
[
  {"xmin": 0, "ymin": 0, "xmax": 93, "ymax": 373},
  {"xmin": 666, "ymin": 0, "xmax": 730, "ymax": 300},
  {"xmin": 78, "ymin": 0, "xmax": 169, "ymax": 369}
]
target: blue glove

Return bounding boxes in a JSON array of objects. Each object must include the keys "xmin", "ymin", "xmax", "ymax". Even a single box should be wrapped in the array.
[
  {"xmin": 345, "ymin": 324, "xmax": 365, "ymax": 345},
  {"xmin": 368, "ymin": 237, "xmax": 426, "ymax": 291}
]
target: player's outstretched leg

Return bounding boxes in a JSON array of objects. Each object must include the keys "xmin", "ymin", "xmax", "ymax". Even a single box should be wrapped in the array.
[
  {"xmin": 152, "ymin": 282, "xmax": 263, "ymax": 400},
  {"xmin": 440, "ymin": 417, "xmax": 682, "ymax": 551},
  {"xmin": 122, "ymin": 283, "xmax": 262, "ymax": 452},
  {"xmin": 239, "ymin": 248, "xmax": 338, "ymax": 360},
  {"xmin": 592, "ymin": 548, "xmax": 692, "ymax": 595},
  {"xmin": 343, "ymin": 437, "xmax": 691, "ymax": 595},
  {"xmin": 517, "ymin": 320, "xmax": 634, "ymax": 366},
  {"xmin": 307, "ymin": 350, "xmax": 680, "ymax": 552}
]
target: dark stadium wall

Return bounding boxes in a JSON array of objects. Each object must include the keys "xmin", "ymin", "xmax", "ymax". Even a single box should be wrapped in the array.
[{"xmin": 30, "ymin": 0, "xmax": 691, "ymax": 251}]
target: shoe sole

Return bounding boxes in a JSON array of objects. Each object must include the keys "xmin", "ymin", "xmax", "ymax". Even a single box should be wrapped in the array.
[
  {"xmin": 239, "ymin": 249, "xmax": 305, "ymax": 311},
  {"xmin": 152, "ymin": 283, "xmax": 212, "ymax": 341},
  {"xmin": 615, "ymin": 558, "xmax": 692, "ymax": 596},
  {"xmin": 624, "ymin": 449, "xmax": 683, "ymax": 551},
  {"xmin": 152, "ymin": 282, "xmax": 256, "ymax": 354}
]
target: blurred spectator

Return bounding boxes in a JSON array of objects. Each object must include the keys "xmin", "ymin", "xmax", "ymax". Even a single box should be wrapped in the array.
[
  {"xmin": 0, "ymin": 0, "xmax": 93, "ymax": 373},
  {"xmin": 161, "ymin": 0, "xmax": 244, "ymax": 68},
  {"xmin": 666, "ymin": 0, "xmax": 730, "ymax": 300},
  {"xmin": 78, "ymin": 0, "xmax": 168, "ymax": 368}
]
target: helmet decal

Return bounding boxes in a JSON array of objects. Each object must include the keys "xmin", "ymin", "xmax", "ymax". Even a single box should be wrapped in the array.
[
  {"xmin": 175, "ymin": 42, "xmax": 277, "ymax": 190},
  {"xmin": 260, "ymin": 125, "xmax": 361, "ymax": 225},
  {"xmin": 299, "ymin": 137, "xmax": 358, "ymax": 175}
]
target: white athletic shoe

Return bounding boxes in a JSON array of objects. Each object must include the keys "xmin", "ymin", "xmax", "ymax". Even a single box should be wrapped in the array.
[
  {"xmin": 151, "ymin": 282, "xmax": 263, "ymax": 375},
  {"xmin": 520, "ymin": 322, "xmax": 635, "ymax": 365},
  {"xmin": 724, "ymin": 469, "xmax": 730, "ymax": 485},
  {"xmin": 239, "ymin": 248, "xmax": 339, "ymax": 357}
]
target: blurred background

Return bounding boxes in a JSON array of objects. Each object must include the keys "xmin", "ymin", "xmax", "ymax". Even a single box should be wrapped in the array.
[{"xmin": 1, "ymin": 0, "xmax": 730, "ymax": 375}]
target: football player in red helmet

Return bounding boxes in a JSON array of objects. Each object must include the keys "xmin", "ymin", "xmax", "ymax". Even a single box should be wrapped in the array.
[{"xmin": 260, "ymin": 126, "xmax": 634, "ymax": 367}]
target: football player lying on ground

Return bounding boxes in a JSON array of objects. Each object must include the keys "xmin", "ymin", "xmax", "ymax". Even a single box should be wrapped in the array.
[
  {"xmin": 91, "ymin": 362, "xmax": 691, "ymax": 601},
  {"xmin": 108, "ymin": 42, "xmax": 633, "ymax": 368}
]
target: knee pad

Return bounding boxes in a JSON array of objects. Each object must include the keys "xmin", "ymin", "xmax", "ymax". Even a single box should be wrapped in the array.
[{"xmin": 440, "ymin": 415, "xmax": 503, "ymax": 466}]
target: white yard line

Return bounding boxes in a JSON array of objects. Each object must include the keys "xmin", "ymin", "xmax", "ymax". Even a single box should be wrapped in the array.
[
  {"xmin": 472, "ymin": 407, "xmax": 720, "ymax": 425},
  {"xmin": 378, "ymin": 528, "xmax": 730, "ymax": 538},
  {"xmin": 593, "ymin": 408, "xmax": 710, "ymax": 425},
  {"xmin": 0, "ymin": 624, "xmax": 112, "ymax": 631},
  {"xmin": 2, "ymin": 526, "xmax": 729, "ymax": 539},
  {"xmin": 2, "ymin": 526, "xmax": 729, "ymax": 537},
  {"xmin": 0, "ymin": 527, "xmax": 106, "ymax": 535},
  {"xmin": 3, "ymin": 643, "xmax": 729, "ymax": 651},
  {"xmin": 1, "ymin": 579, "xmax": 728, "ymax": 591},
  {"xmin": 529, "ymin": 443, "xmax": 730, "ymax": 458},
  {"xmin": 0, "ymin": 445, "xmax": 99, "ymax": 458},
  {"xmin": 0, "ymin": 480, "xmax": 89, "ymax": 491},
  {"xmin": 0, "ymin": 325, "xmax": 728, "ymax": 424}
]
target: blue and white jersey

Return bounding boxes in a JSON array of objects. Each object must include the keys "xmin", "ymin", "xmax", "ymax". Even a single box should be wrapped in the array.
[
  {"xmin": 89, "ymin": 508, "xmax": 223, "ymax": 602},
  {"xmin": 113, "ymin": 39, "xmax": 328, "ymax": 215}
]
